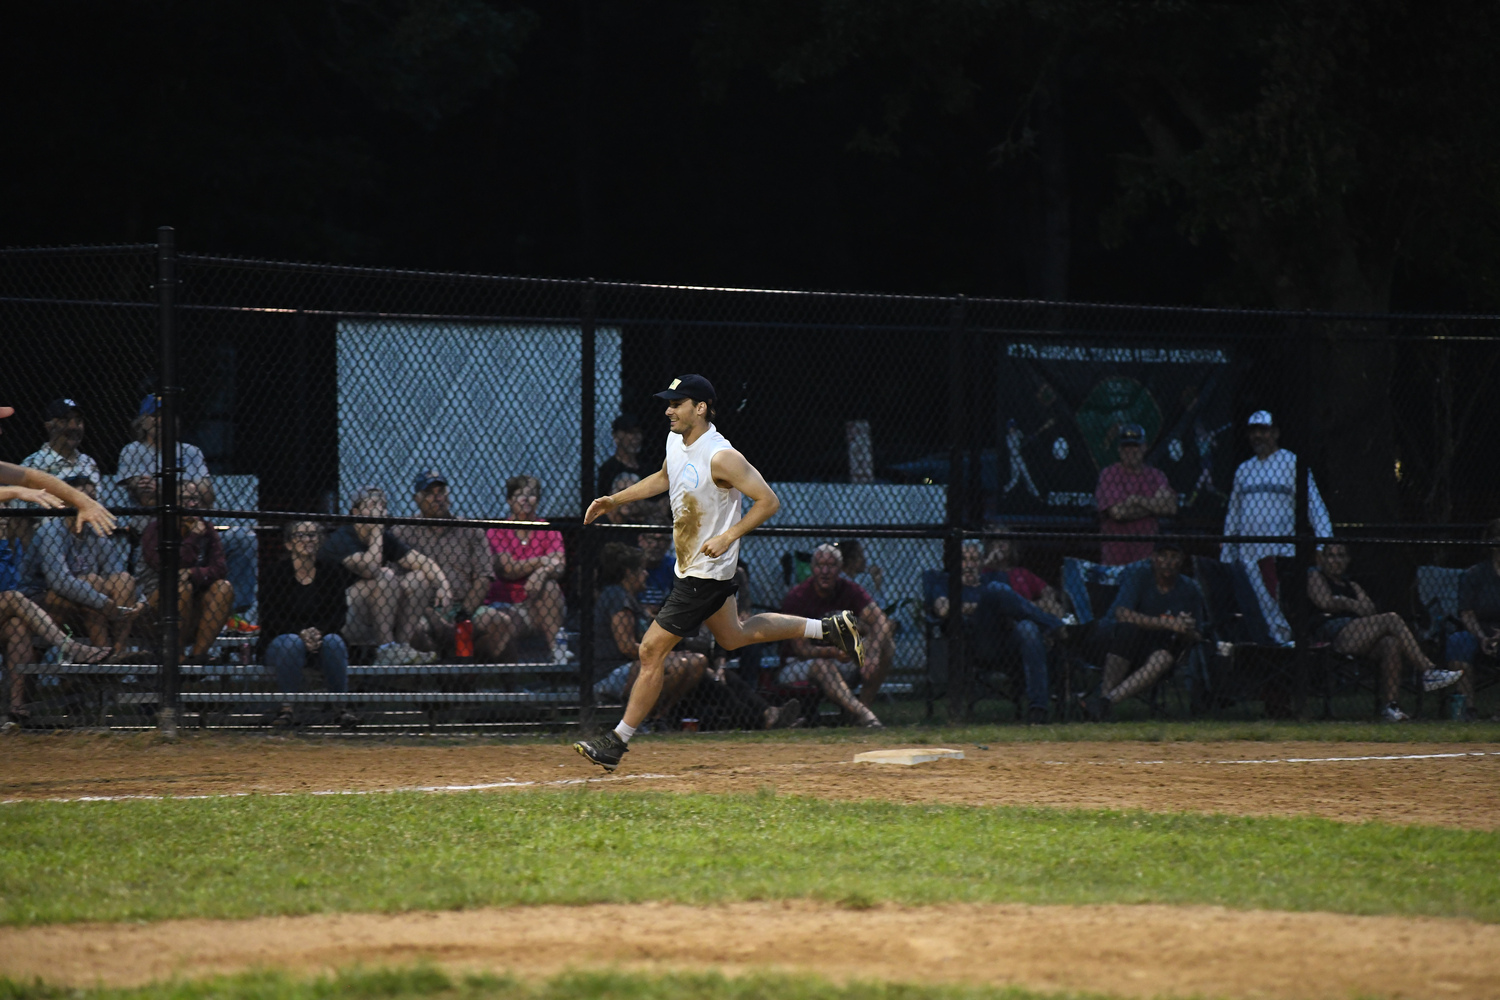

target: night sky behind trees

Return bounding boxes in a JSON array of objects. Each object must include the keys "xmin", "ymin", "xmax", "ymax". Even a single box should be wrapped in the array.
[{"xmin": 6, "ymin": 0, "xmax": 1500, "ymax": 312}]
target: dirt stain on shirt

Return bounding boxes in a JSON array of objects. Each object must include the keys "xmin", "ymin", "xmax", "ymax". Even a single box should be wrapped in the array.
[{"xmin": 674, "ymin": 493, "xmax": 702, "ymax": 566}]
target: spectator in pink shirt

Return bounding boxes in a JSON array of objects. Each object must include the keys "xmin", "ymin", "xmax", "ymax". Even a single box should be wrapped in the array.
[
  {"xmin": 1094, "ymin": 423, "xmax": 1177, "ymax": 566},
  {"xmin": 486, "ymin": 474, "xmax": 568, "ymax": 662}
]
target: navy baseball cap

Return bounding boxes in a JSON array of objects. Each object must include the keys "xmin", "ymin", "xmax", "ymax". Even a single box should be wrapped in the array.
[
  {"xmin": 413, "ymin": 469, "xmax": 447, "ymax": 493},
  {"xmin": 611, "ymin": 413, "xmax": 640, "ymax": 433},
  {"xmin": 139, "ymin": 394, "xmax": 161, "ymax": 416},
  {"xmin": 654, "ymin": 374, "xmax": 716, "ymax": 401},
  {"xmin": 1118, "ymin": 423, "xmax": 1145, "ymax": 445},
  {"xmin": 45, "ymin": 398, "xmax": 82, "ymax": 420},
  {"xmin": 1154, "ymin": 536, "xmax": 1185, "ymax": 553}
]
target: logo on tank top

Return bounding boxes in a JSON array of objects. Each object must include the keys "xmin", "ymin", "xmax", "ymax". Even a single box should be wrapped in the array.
[{"xmin": 682, "ymin": 462, "xmax": 700, "ymax": 488}]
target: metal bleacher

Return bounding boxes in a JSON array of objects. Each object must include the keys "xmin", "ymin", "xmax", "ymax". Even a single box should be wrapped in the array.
[{"xmin": 16, "ymin": 647, "xmax": 601, "ymax": 732}]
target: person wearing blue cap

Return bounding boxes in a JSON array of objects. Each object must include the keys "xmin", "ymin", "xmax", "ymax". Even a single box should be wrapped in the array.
[
  {"xmin": 117, "ymin": 394, "xmax": 209, "ymax": 495},
  {"xmin": 573, "ymin": 374, "xmax": 871, "ymax": 771},
  {"xmin": 19, "ymin": 398, "xmax": 101, "ymax": 491}
]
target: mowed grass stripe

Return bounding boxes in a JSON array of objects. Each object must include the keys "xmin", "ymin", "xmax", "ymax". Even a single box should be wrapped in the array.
[
  {"xmin": 1, "ymin": 790, "xmax": 1495, "ymax": 926},
  {"xmin": 0, "ymin": 965, "xmax": 1090, "ymax": 1000}
]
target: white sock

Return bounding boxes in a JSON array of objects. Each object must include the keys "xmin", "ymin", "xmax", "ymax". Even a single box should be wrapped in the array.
[
  {"xmin": 613, "ymin": 721, "xmax": 636, "ymax": 743},
  {"xmin": 803, "ymin": 618, "xmax": 823, "ymax": 639}
]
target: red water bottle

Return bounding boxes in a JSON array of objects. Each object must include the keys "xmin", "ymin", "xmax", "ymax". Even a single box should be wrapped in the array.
[{"xmin": 455, "ymin": 610, "xmax": 474, "ymax": 661}]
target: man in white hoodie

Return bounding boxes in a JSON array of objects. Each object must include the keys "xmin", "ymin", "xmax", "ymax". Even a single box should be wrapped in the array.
[{"xmin": 1221, "ymin": 411, "xmax": 1332, "ymax": 643}]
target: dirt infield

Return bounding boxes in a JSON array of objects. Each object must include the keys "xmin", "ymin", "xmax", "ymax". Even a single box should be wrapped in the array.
[
  {"xmin": 3, "ymin": 901, "xmax": 1498, "ymax": 1000},
  {"xmin": 4, "ymin": 734, "xmax": 1498, "ymax": 828}
]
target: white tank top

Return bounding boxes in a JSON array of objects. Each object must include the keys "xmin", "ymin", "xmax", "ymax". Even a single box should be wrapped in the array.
[{"xmin": 665, "ymin": 424, "xmax": 743, "ymax": 581}]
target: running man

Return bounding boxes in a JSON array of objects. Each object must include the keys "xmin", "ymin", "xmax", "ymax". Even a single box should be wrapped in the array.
[{"xmin": 573, "ymin": 374, "xmax": 867, "ymax": 771}]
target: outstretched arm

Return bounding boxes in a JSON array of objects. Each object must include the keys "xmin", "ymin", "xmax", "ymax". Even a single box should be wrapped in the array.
[
  {"xmin": 585, "ymin": 461, "xmax": 670, "ymax": 524},
  {"xmin": 0, "ymin": 462, "xmax": 116, "ymax": 536},
  {"xmin": 700, "ymin": 449, "xmax": 778, "ymax": 558}
]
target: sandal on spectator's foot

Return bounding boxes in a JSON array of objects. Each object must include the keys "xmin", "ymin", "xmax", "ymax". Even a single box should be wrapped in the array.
[
  {"xmin": 768, "ymin": 701, "xmax": 803, "ymax": 730},
  {"xmin": 337, "ymin": 709, "xmax": 360, "ymax": 731},
  {"xmin": 271, "ymin": 706, "xmax": 296, "ymax": 729},
  {"xmin": 59, "ymin": 639, "xmax": 112, "ymax": 664}
]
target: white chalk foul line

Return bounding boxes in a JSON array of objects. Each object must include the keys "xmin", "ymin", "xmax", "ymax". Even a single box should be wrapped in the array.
[
  {"xmin": 0, "ymin": 772, "xmax": 679, "ymax": 806},
  {"xmin": 1042, "ymin": 751, "xmax": 1498, "ymax": 766}
]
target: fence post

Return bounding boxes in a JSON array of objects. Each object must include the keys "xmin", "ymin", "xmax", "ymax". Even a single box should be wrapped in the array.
[
  {"xmin": 945, "ymin": 296, "xmax": 968, "ymax": 723},
  {"xmin": 577, "ymin": 279, "xmax": 597, "ymax": 730},
  {"xmin": 1292, "ymin": 316, "xmax": 1315, "ymax": 719},
  {"xmin": 156, "ymin": 226, "xmax": 181, "ymax": 737}
]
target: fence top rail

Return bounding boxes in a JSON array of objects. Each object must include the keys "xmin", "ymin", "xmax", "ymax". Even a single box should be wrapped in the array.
[
  {"xmin": 0, "ymin": 242, "xmax": 156, "ymax": 256},
  {"xmin": 162, "ymin": 250, "xmax": 1500, "ymax": 326}
]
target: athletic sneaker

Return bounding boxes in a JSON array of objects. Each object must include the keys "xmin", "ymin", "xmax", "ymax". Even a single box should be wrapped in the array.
[
  {"xmin": 1380, "ymin": 703, "xmax": 1411, "ymax": 723},
  {"xmin": 1421, "ymin": 668, "xmax": 1463, "ymax": 692},
  {"xmin": 574, "ymin": 731, "xmax": 629, "ymax": 771},
  {"xmin": 822, "ymin": 611, "xmax": 865, "ymax": 668},
  {"xmin": 373, "ymin": 641, "xmax": 437, "ymax": 666}
]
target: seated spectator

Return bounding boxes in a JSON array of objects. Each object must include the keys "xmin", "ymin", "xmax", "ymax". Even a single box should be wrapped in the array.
[
  {"xmin": 15, "ymin": 398, "xmax": 101, "ymax": 550},
  {"xmin": 837, "ymin": 538, "xmax": 885, "ymax": 606},
  {"xmin": 1308, "ymin": 543, "xmax": 1458, "ymax": 722},
  {"xmin": 592, "ymin": 541, "xmax": 706, "ymax": 726},
  {"xmin": 982, "ymin": 530, "xmax": 1069, "ymax": 618},
  {"xmin": 637, "ymin": 527, "xmax": 675, "ymax": 615},
  {"xmin": 2, "ymin": 589, "xmax": 111, "ymax": 724},
  {"xmin": 1094, "ymin": 423, "xmax": 1177, "ymax": 565},
  {"xmin": 198, "ymin": 477, "xmax": 257, "ymax": 616},
  {"xmin": 394, "ymin": 470, "xmax": 513, "ymax": 661},
  {"xmin": 934, "ymin": 540, "xmax": 1066, "ymax": 724},
  {"xmin": 596, "ymin": 414, "xmax": 643, "ymax": 498},
  {"xmin": 1089, "ymin": 539, "xmax": 1206, "ymax": 719},
  {"xmin": 1446, "ymin": 518, "xmax": 1500, "ymax": 721},
  {"xmin": 485, "ymin": 475, "xmax": 567, "ymax": 662},
  {"xmin": 142, "ymin": 480, "xmax": 234, "ymax": 662},
  {"xmin": 21, "ymin": 397, "xmax": 101, "ymax": 487},
  {"xmin": 603, "ymin": 472, "xmax": 647, "ymax": 525},
  {"xmin": 116, "ymin": 394, "xmax": 210, "ymax": 488},
  {"xmin": 320, "ymin": 487, "xmax": 447, "ymax": 665},
  {"xmin": 259, "ymin": 521, "xmax": 357, "ymax": 729},
  {"xmin": 778, "ymin": 543, "xmax": 891, "ymax": 727},
  {"xmin": 20, "ymin": 475, "xmax": 143, "ymax": 653}
]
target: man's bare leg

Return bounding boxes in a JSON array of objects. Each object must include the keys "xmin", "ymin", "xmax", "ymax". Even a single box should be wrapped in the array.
[
  {"xmin": 2, "ymin": 616, "xmax": 29, "ymax": 712},
  {"xmin": 705, "ymin": 595, "xmax": 857, "ymax": 652},
  {"xmin": 475, "ymin": 606, "xmax": 516, "ymax": 660},
  {"xmin": 623, "ymin": 621, "xmax": 685, "ymax": 729},
  {"xmin": 191, "ymin": 579, "xmax": 234, "ymax": 658},
  {"xmin": 1107, "ymin": 649, "xmax": 1176, "ymax": 703},
  {"xmin": 858, "ymin": 631, "xmax": 893, "ymax": 706},
  {"xmin": 807, "ymin": 658, "xmax": 878, "ymax": 724},
  {"xmin": 348, "ymin": 577, "xmax": 398, "ymax": 645}
]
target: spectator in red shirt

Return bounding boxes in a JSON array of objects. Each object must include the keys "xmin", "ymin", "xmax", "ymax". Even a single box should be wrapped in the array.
[
  {"xmin": 485, "ymin": 474, "xmax": 567, "ymax": 662},
  {"xmin": 778, "ymin": 544, "xmax": 892, "ymax": 727},
  {"xmin": 142, "ymin": 480, "xmax": 234, "ymax": 662},
  {"xmin": 1094, "ymin": 423, "xmax": 1177, "ymax": 565},
  {"xmin": 982, "ymin": 532, "xmax": 1068, "ymax": 618}
]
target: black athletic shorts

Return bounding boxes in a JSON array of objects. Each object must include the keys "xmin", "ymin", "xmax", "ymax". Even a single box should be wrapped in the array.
[
  {"xmin": 655, "ymin": 575, "xmax": 739, "ymax": 638},
  {"xmin": 1110, "ymin": 621, "xmax": 1182, "ymax": 664}
]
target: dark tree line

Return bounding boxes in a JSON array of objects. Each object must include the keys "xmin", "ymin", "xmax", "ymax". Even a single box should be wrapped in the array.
[{"xmin": 5, "ymin": 0, "xmax": 1500, "ymax": 525}]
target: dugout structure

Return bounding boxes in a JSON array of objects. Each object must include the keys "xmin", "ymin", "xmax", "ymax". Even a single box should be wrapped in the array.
[{"xmin": 1, "ymin": 230, "xmax": 1498, "ymax": 730}]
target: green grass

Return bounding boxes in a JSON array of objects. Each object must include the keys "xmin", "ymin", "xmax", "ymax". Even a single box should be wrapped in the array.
[
  {"xmin": 0, "ymin": 966, "xmax": 1102, "ymax": 1000},
  {"xmin": 2, "ymin": 789, "xmax": 1495, "ymax": 927}
]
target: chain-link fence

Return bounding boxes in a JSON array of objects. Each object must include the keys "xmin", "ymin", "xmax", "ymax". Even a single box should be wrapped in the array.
[{"xmin": 2, "ymin": 230, "xmax": 1498, "ymax": 732}]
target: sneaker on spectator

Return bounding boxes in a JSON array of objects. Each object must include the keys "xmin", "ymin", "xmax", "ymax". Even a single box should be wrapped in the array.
[
  {"xmin": 337, "ymin": 709, "xmax": 360, "ymax": 730},
  {"xmin": 1421, "ymin": 668, "xmax": 1462, "ymax": 692},
  {"xmin": 373, "ymin": 641, "xmax": 436, "ymax": 666},
  {"xmin": 1379, "ymin": 703, "xmax": 1410, "ymax": 723}
]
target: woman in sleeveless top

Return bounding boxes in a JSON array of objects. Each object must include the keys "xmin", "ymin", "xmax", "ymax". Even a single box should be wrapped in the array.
[{"xmin": 1307, "ymin": 543, "xmax": 1454, "ymax": 720}]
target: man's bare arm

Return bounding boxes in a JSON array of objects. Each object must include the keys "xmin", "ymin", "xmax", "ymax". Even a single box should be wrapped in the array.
[
  {"xmin": 585, "ymin": 463, "xmax": 670, "ymax": 524},
  {"xmin": 700, "ymin": 449, "xmax": 778, "ymax": 557},
  {"xmin": 0, "ymin": 462, "xmax": 116, "ymax": 536}
]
